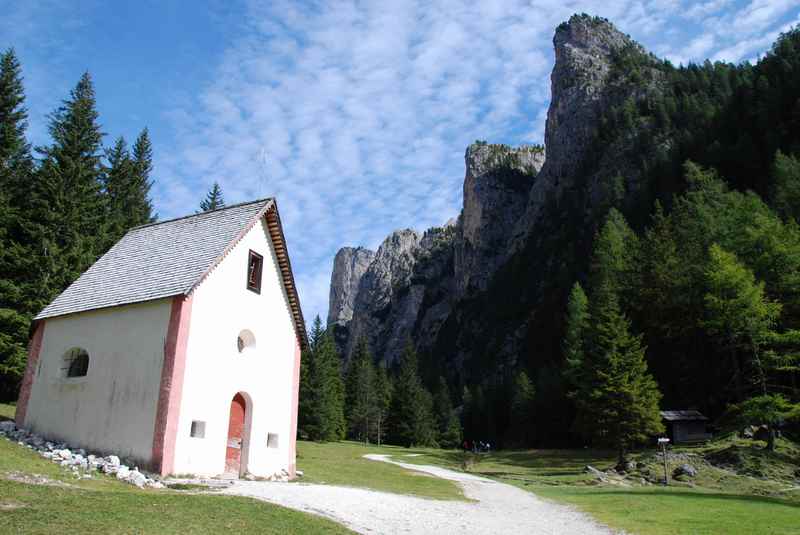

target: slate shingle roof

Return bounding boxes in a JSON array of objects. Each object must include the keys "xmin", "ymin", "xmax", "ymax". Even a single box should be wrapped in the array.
[
  {"xmin": 35, "ymin": 198, "xmax": 307, "ymax": 346},
  {"xmin": 660, "ymin": 410, "xmax": 708, "ymax": 421}
]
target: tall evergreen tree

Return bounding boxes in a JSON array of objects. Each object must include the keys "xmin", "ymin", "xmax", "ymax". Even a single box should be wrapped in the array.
[
  {"xmin": 130, "ymin": 128, "xmax": 155, "ymax": 224},
  {"xmin": 572, "ymin": 210, "xmax": 664, "ymax": 464},
  {"xmin": 101, "ymin": 136, "xmax": 135, "ymax": 247},
  {"xmin": 387, "ymin": 342, "xmax": 436, "ymax": 447},
  {"xmin": 0, "ymin": 48, "xmax": 32, "ymax": 399},
  {"xmin": 507, "ymin": 370, "xmax": 536, "ymax": 447},
  {"xmin": 298, "ymin": 317, "xmax": 324, "ymax": 438},
  {"xmin": 307, "ymin": 330, "xmax": 346, "ymax": 441},
  {"xmin": 575, "ymin": 287, "xmax": 664, "ymax": 464},
  {"xmin": 345, "ymin": 338, "xmax": 376, "ymax": 443},
  {"xmin": 371, "ymin": 361, "xmax": 392, "ymax": 445},
  {"xmin": 563, "ymin": 282, "xmax": 589, "ymax": 387},
  {"xmin": 0, "ymin": 48, "xmax": 31, "ymax": 193},
  {"xmin": 770, "ymin": 150, "xmax": 800, "ymax": 222},
  {"xmin": 33, "ymin": 72, "xmax": 105, "ymax": 301},
  {"xmin": 200, "ymin": 181, "xmax": 225, "ymax": 212},
  {"xmin": 433, "ymin": 376, "xmax": 461, "ymax": 448},
  {"xmin": 703, "ymin": 244, "xmax": 781, "ymax": 399}
]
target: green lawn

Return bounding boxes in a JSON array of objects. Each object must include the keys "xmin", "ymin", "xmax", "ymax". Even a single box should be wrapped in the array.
[
  {"xmin": 0, "ymin": 400, "xmax": 15, "ymax": 420},
  {"xmin": 0, "ymin": 402, "xmax": 352, "ymax": 534},
  {"xmin": 396, "ymin": 442, "xmax": 800, "ymax": 535},
  {"xmin": 5, "ymin": 398, "xmax": 799, "ymax": 535},
  {"xmin": 296, "ymin": 440, "xmax": 464, "ymax": 500},
  {"xmin": 536, "ymin": 486, "xmax": 800, "ymax": 535}
]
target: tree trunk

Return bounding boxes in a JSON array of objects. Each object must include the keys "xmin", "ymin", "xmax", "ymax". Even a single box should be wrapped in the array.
[{"xmin": 767, "ymin": 425, "xmax": 776, "ymax": 451}]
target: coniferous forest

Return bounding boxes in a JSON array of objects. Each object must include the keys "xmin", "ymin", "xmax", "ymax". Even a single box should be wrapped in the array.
[
  {"xmin": 0, "ymin": 49, "xmax": 155, "ymax": 400},
  {"xmin": 427, "ymin": 23, "xmax": 800, "ymax": 451}
]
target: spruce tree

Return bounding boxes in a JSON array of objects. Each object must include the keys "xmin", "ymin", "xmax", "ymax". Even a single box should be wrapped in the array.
[
  {"xmin": 0, "ymin": 48, "xmax": 31, "ymax": 194},
  {"xmin": 770, "ymin": 151, "xmax": 800, "ymax": 222},
  {"xmin": 345, "ymin": 338, "xmax": 376, "ymax": 443},
  {"xmin": 572, "ymin": 210, "xmax": 663, "ymax": 464},
  {"xmin": 130, "ymin": 128, "xmax": 155, "ymax": 224},
  {"xmin": 371, "ymin": 362, "xmax": 392, "ymax": 445},
  {"xmin": 307, "ymin": 330, "xmax": 346, "ymax": 441},
  {"xmin": 577, "ymin": 287, "xmax": 664, "ymax": 464},
  {"xmin": 33, "ymin": 72, "xmax": 105, "ymax": 300},
  {"xmin": 102, "ymin": 136, "xmax": 135, "ymax": 247},
  {"xmin": 0, "ymin": 48, "xmax": 32, "ymax": 399},
  {"xmin": 387, "ymin": 342, "xmax": 436, "ymax": 447},
  {"xmin": 563, "ymin": 282, "xmax": 589, "ymax": 387},
  {"xmin": 508, "ymin": 370, "xmax": 536, "ymax": 447},
  {"xmin": 299, "ymin": 316, "xmax": 325, "ymax": 438},
  {"xmin": 200, "ymin": 181, "xmax": 225, "ymax": 212},
  {"xmin": 433, "ymin": 377, "xmax": 461, "ymax": 448}
]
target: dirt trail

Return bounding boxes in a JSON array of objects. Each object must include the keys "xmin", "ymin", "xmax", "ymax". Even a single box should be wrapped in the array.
[{"xmin": 222, "ymin": 454, "xmax": 617, "ymax": 534}]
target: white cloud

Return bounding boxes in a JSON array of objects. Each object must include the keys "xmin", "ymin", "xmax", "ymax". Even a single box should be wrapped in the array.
[{"xmin": 151, "ymin": 0, "xmax": 799, "ymax": 323}]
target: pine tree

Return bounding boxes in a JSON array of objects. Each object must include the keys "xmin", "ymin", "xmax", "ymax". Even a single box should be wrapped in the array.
[
  {"xmin": 130, "ymin": 128, "xmax": 155, "ymax": 224},
  {"xmin": 588, "ymin": 208, "xmax": 638, "ymax": 304},
  {"xmin": 770, "ymin": 151, "xmax": 800, "ymax": 222},
  {"xmin": 299, "ymin": 316, "xmax": 325, "ymax": 437},
  {"xmin": 298, "ymin": 316, "xmax": 324, "ymax": 439},
  {"xmin": 508, "ymin": 371, "xmax": 536, "ymax": 447},
  {"xmin": 433, "ymin": 377, "xmax": 461, "ymax": 448},
  {"xmin": 101, "ymin": 136, "xmax": 135, "ymax": 247},
  {"xmin": 200, "ymin": 182, "xmax": 225, "ymax": 212},
  {"xmin": 563, "ymin": 282, "xmax": 589, "ymax": 387},
  {"xmin": 0, "ymin": 48, "xmax": 31, "ymax": 194},
  {"xmin": 572, "ymin": 209, "xmax": 664, "ymax": 464},
  {"xmin": 371, "ymin": 362, "xmax": 392, "ymax": 445},
  {"xmin": 703, "ymin": 244, "xmax": 781, "ymax": 400},
  {"xmin": 387, "ymin": 342, "xmax": 436, "ymax": 447},
  {"xmin": 0, "ymin": 48, "xmax": 32, "ymax": 400},
  {"xmin": 307, "ymin": 330, "xmax": 346, "ymax": 441},
  {"xmin": 576, "ymin": 287, "xmax": 664, "ymax": 464},
  {"xmin": 345, "ymin": 338, "xmax": 376, "ymax": 443},
  {"xmin": 33, "ymin": 72, "xmax": 105, "ymax": 300}
]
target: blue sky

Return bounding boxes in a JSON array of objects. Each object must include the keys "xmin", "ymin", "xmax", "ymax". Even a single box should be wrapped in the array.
[{"xmin": 4, "ymin": 0, "xmax": 800, "ymax": 323}]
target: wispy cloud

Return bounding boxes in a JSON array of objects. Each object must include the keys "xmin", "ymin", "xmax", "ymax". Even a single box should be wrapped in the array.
[{"xmin": 154, "ymin": 0, "xmax": 800, "ymax": 322}]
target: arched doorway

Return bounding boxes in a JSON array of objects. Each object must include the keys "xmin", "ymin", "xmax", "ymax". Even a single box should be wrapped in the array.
[{"xmin": 225, "ymin": 392, "xmax": 250, "ymax": 476}]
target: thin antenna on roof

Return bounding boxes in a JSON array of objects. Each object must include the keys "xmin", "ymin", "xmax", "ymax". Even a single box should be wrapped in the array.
[{"xmin": 258, "ymin": 147, "xmax": 269, "ymax": 198}]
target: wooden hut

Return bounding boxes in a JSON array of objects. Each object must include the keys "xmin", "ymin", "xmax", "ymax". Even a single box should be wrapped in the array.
[{"xmin": 660, "ymin": 410, "xmax": 712, "ymax": 443}]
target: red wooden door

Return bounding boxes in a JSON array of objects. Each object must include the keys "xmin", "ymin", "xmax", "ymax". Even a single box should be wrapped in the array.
[{"xmin": 225, "ymin": 393, "xmax": 246, "ymax": 475}]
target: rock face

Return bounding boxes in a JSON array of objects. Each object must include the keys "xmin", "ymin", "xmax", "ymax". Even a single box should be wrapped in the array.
[
  {"xmin": 330, "ymin": 143, "xmax": 539, "ymax": 364},
  {"xmin": 327, "ymin": 247, "xmax": 375, "ymax": 348},
  {"xmin": 457, "ymin": 143, "xmax": 545, "ymax": 295},
  {"xmin": 515, "ymin": 15, "xmax": 643, "ymax": 243},
  {"xmin": 329, "ymin": 15, "xmax": 652, "ymax": 369}
]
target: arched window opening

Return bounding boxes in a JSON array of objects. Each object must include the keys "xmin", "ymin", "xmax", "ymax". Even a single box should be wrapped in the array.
[
  {"xmin": 237, "ymin": 330, "xmax": 256, "ymax": 354},
  {"xmin": 62, "ymin": 348, "xmax": 89, "ymax": 378}
]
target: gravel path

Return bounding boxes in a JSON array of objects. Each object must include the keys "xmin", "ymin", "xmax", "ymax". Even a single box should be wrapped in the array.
[{"xmin": 222, "ymin": 454, "xmax": 617, "ymax": 534}]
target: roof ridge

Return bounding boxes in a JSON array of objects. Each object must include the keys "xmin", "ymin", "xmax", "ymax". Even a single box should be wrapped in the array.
[{"xmin": 130, "ymin": 197, "xmax": 273, "ymax": 231}]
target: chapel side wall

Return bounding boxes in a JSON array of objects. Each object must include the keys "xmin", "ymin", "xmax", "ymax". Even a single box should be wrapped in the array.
[
  {"xmin": 172, "ymin": 218, "xmax": 298, "ymax": 477},
  {"xmin": 23, "ymin": 299, "xmax": 173, "ymax": 463}
]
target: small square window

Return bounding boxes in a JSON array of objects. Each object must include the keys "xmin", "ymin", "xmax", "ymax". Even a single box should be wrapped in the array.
[
  {"xmin": 267, "ymin": 433, "xmax": 279, "ymax": 448},
  {"xmin": 247, "ymin": 250, "xmax": 263, "ymax": 294},
  {"xmin": 190, "ymin": 420, "xmax": 206, "ymax": 438}
]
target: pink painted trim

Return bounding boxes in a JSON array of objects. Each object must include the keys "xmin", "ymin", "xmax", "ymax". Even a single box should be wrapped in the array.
[
  {"xmin": 151, "ymin": 295, "xmax": 193, "ymax": 475},
  {"xmin": 288, "ymin": 338, "xmax": 301, "ymax": 478},
  {"xmin": 15, "ymin": 322, "xmax": 46, "ymax": 427}
]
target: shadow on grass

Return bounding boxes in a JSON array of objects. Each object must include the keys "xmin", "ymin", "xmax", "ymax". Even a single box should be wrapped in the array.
[{"xmin": 575, "ymin": 488, "xmax": 800, "ymax": 508}]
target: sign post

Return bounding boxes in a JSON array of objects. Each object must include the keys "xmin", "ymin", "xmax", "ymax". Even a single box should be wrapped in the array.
[{"xmin": 658, "ymin": 437, "xmax": 670, "ymax": 485}]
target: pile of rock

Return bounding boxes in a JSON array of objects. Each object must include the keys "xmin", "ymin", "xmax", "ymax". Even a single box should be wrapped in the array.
[
  {"xmin": 0, "ymin": 421, "xmax": 163, "ymax": 489},
  {"xmin": 243, "ymin": 468, "xmax": 292, "ymax": 482}
]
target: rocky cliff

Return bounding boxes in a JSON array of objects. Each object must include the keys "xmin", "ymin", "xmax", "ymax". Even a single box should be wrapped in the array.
[
  {"xmin": 328, "ymin": 15, "xmax": 660, "ymax": 370},
  {"xmin": 329, "ymin": 142, "xmax": 543, "ymax": 364}
]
